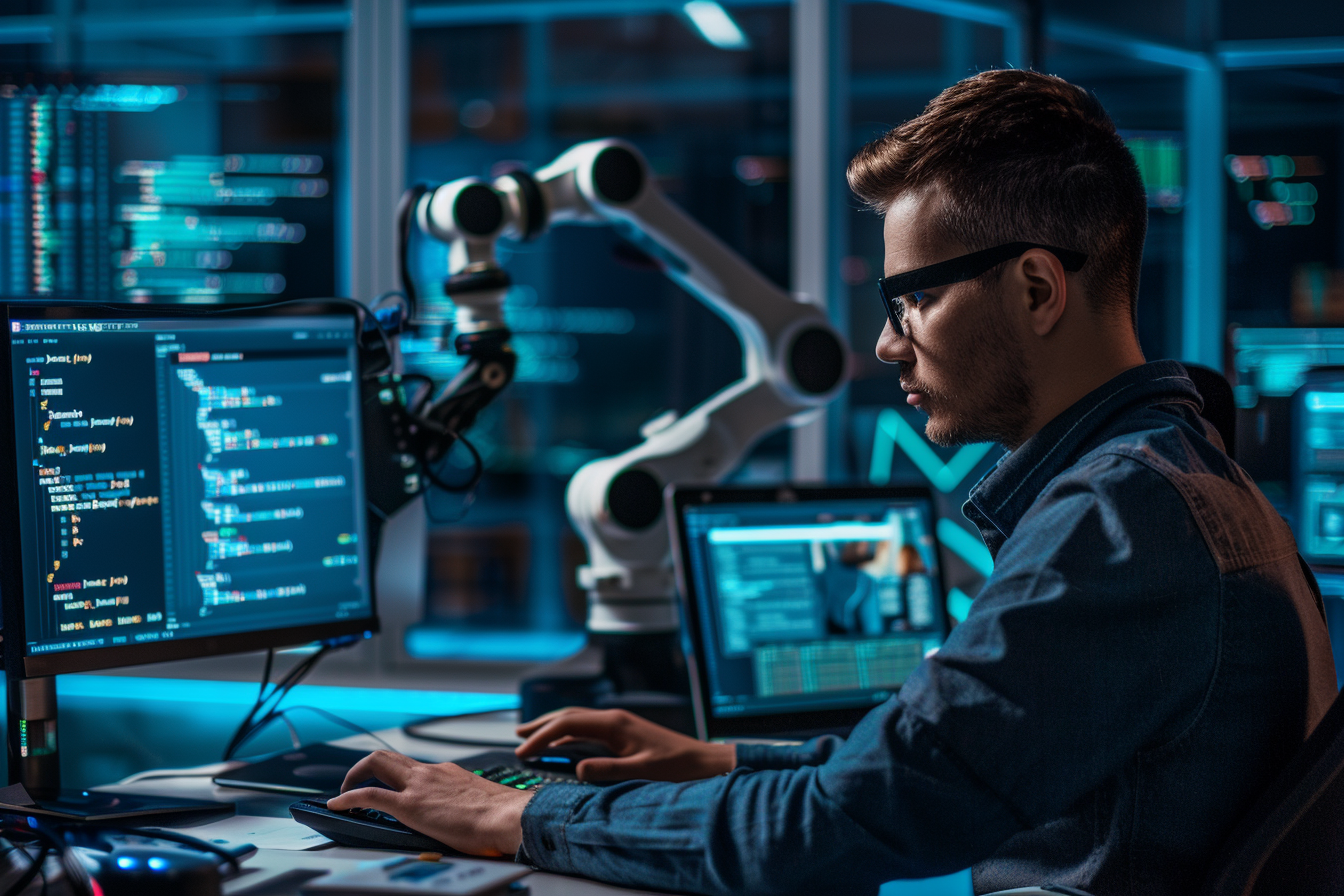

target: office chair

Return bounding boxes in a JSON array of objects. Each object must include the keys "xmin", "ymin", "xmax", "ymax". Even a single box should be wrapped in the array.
[
  {"xmin": 1182, "ymin": 362, "xmax": 1237, "ymax": 457},
  {"xmin": 1199, "ymin": 682, "xmax": 1344, "ymax": 895},
  {"xmin": 979, "ymin": 689, "xmax": 1344, "ymax": 896}
]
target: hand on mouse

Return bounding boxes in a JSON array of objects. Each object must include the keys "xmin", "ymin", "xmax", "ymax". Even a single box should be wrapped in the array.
[
  {"xmin": 327, "ymin": 750, "xmax": 531, "ymax": 857},
  {"xmin": 515, "ymin": 708, "xmax": 736, "ymax": 783}
]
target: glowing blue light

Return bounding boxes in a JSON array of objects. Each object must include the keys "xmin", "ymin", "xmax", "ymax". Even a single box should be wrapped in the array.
[
  {"xmin": 147, "ymin": 857, "xmax": 168, "ymax": 871},
  {"xmin": 937, "ymin": 519, "xmax": 994, "ymax": 578},
  {"xmin": 117, "ymin": 857, "xmax": 137, "ymax": 869},
  {"xmin": 55, "ymin": 675, "xmax": 516, "ymax": 716},
  {"xmin": 1307, "ymin": 393, "xmax": 1344, "ymax": 412},
  {"xmin": 26, "ymin": 817, "xmax": 37, "ymax": 829},
  {"xmin": 682, "ymin": 2, "xmax": 749, "ymax": 50}
]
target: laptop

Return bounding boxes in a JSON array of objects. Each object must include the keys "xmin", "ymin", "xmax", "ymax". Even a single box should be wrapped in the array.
[{"xmin": 669, "ymin": 485, "xmax": 950, "ymax": 742}]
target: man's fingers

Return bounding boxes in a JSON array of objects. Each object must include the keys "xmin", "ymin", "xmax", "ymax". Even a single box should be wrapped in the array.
[
  {"xmin": 515, "ymin": 707, "xmax": 587, "ymax": 736},
  {"xmin": 326, "ymin": 785, "xmax": 403, "ymax": 814},
  {"xmin": 515, "ymin": 714, "xmax": 620, "ymax": 758},
  {"xmin": 338, "ymin": 750, "xmax": 415, "ymax": 793}
]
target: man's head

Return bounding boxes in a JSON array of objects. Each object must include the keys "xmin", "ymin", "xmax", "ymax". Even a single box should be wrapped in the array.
[{"xmin": 850, "ymin": 70, "xmax": 1148, "ymax": 448}]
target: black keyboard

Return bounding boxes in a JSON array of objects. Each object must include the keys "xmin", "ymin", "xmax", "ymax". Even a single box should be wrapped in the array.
[
  {"xmin": 289, "ymin": 752, "xmax": 576, "ymax": 853},
  {"xmin": 290, "ymin": 798, "xmax": 455, "ymax": 853}
]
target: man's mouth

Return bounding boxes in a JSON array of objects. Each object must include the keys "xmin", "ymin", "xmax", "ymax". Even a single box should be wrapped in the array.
[{"xmin": 901, "ymin": 380, "xmax": 926, "ymax": 408}]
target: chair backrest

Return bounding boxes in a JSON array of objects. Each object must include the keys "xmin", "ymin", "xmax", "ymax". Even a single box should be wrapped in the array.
[
  {"xmin": 1182, "ymin": 362, "xmax": 1237, "ymax": 458},
  {"xmin": 1202, "ymin": 684, "xmax": 1344, "ymax": 896}
]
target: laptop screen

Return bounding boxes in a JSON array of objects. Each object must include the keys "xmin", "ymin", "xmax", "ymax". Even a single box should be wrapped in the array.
[{"xmin": 679, "ymin": 492, "xmax": 946, "ymax": 724}]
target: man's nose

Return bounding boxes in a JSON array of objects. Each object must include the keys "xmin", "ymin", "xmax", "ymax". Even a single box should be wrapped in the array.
[{"xmin": 875, "ymin": 320, "xmax": 912, "ymax": 366}]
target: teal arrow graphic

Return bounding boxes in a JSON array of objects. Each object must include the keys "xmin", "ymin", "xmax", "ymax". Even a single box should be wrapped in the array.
[
  {"xmin": 936, "ymin": 517, "xmax": 993, "ymax": 577},
  {"xmin": 946, "ymin": 588, "xmax": 974, "ymax": 623},
  {"xmin": 868, "ymin": 408, "xmax": 995, "ymax": 493}
]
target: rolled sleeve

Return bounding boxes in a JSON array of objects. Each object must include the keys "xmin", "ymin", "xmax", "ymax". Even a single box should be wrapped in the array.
[
  {"xmin": 734, "ymin": 736, "xmax": 843, "ymax": 771},
  {"xmin": 520, "ymin": 782, "xmax": 595, "ymax": 873}
]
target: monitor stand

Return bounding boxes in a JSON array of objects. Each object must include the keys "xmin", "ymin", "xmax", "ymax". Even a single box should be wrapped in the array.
[{"xmin": 4, "ymin": 676, "xmax": 234, "ymax": 823}]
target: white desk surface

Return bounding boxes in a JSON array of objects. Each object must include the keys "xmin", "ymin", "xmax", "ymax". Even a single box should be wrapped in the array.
[{"xmin": 97, "ymin": 711, "xmax": 668, "ymax": 896}]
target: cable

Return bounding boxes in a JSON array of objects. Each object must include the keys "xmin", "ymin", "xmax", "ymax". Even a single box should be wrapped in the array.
[
  {"xmin": 394, "ymin": 373, "xmax": 436, "ymax": 415},
  {"xmin": 424, "ymin": 487, "xmax": 478, "ymax": 526},
  {"xmin": 221, "ymin": 648, "xmax": 280, "ymax": 761},
  {"xmin": 396, "ymin": 184, "xmax": 430, "ymax": 319},
  {"xmin": 0, "ymin": 841, "xmax": 49, "ymax": 896},
  {"xmin": 402, "ymin": 709, "xmax": 522, "ymax": 749},
  {"xmin": 221, "ymin": 631, "xmax": 368, "ymax": 761},
  {"xmin": 422, "ymin": 430, "xmax": 484, "ymax": 494},
  {"xmin": 266, "ymin": 706, "xmax": 400, "ymax": 753},
  {"xmin": 421, "ymin": 430, "xmax": 484, "ymax": 523},
  {"xmin": 227, "ymin": 704, "xmax": 402, "ymax": 761},
  {"xmin": 0, "ymin": 819, "xmax": 95, "ymax": 896},
  {"xmin": 223, "ymin": 645, "xmax": 332, "ymax": 761}
]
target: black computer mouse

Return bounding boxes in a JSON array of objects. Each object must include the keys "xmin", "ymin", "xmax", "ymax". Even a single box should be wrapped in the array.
[
  {"xmin": 95, "ymin": 844, "xmax": 221, "ymax": 896},
  {"xmin": 522, "ymin": 740, "xmax": 617, "ymax": 774}
]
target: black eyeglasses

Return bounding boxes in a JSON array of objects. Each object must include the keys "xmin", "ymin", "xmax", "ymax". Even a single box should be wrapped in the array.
[{"xmin": 877, "ymin": 241, "xmax": 1088, "ymax": 335}]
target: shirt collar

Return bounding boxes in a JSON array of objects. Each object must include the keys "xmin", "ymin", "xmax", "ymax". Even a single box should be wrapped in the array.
[{"xmin": 964, "ymin": 360, "xmax": 1202, "ymax": 552}]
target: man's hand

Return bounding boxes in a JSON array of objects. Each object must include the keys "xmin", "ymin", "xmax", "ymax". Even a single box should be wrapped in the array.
[
  {"xmin": 326, "ymin": 751, "xmax": 531, "ymax": 857},
  {"xmin": 516, "ymin": 708, "xmax": 736, "ymax": 783}
]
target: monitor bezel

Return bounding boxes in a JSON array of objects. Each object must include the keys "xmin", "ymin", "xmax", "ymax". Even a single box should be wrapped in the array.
[
  {"xmin": 0, "ymin": 299, "xmax": 380, "ymax": 681},
  {"xmin": 668, "ymin": 483, "xmax": 950, "ymax": 741}
]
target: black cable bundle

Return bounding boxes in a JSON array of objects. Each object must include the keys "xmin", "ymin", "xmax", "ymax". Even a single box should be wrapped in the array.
[{"xmin": 221, "ymin": 644, "xmax": 333, "ymax": 762}]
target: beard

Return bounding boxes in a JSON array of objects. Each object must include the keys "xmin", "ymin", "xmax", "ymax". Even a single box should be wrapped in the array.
[{"xmin": 905, "ymin": 287, "xmax": 1036, "ymax": 449}]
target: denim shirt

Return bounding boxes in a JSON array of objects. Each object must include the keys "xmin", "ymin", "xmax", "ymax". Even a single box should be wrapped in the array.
[{"xmin": 518, "ymin": 361, "xmax": 1337, "ymax": 896}]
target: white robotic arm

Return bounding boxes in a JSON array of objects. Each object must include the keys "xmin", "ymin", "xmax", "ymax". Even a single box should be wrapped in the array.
[
  {"xmin": 415, "ymin": 139, "xmax": 848, "ymax": 634},
  {"xmin": 536, "ymin": 140, "xmax": 848, "ymax": 632}
]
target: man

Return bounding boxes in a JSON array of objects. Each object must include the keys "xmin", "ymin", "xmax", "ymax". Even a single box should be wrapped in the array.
[{"xmin": 330, "ymin": 70, "xmax": 1337, "ymax": 894}]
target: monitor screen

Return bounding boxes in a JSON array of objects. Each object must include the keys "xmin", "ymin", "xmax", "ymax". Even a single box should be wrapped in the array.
[
  {"xmin": 1294, "ymin": 375, "xmax": 1344, "ymax": 567},
  {"xmin": 1, "ymin": 78, "xmax": 336, "ymax": 303},
  {"xmin": 3, "ymin": 305, "xmax": 375, "ymax": 677},
  {"xmin": 679, "ymin": 494, "xmax": 946, "ymax": 723}
]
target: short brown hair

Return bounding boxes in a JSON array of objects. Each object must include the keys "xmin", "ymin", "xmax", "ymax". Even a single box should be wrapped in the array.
[{"xmin": 848, "ymin": 70, "xmax": 1147, "ymax": 323}]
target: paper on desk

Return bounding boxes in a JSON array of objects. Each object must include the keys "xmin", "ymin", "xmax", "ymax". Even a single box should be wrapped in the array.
[{"xmin": 164, "ymin": 814, "xmax": 333, "ymax": 851}]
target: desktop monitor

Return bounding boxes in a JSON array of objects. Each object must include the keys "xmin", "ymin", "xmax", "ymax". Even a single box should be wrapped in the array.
[
  {"xmin": 1293, "ymin": 371, "xmax": 1344, "ymax": 568},
  {"xmin": 670, "ymin": 485, "xmax": 949, "ymax": 741},
  {"xmin": 0, "ymin": 300, "xmax": 378, "ymax": 799}
]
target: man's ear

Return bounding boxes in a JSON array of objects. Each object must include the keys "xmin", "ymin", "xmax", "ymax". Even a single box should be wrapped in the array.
[{"xmin": 1013, "ymin": 249, "xmax": 1068, "ymax": 337}]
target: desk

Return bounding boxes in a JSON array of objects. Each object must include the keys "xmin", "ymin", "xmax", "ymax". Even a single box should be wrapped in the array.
[{"xmin": 97, "ymin": 712, "xmax": 667, "ymax": 896}]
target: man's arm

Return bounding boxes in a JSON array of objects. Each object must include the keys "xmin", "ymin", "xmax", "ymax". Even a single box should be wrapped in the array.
[
  {"xmin": 515, "ymin": 706, "xmax": 846, "ymax": 778},
  {"xmin": 518, "ymin": 706, "xmax": 1025, "ymax": 895},
  {"xmin": 332, "ymin": 455, "xmax": 1221, "ymax": 895},
  {"xmin": 511, "ymin": 456, "xmax": 1224, "ymax": 894}
]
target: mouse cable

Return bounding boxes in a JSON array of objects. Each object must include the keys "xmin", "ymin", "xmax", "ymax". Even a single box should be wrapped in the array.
[{"xmin": 401, "ymin": 709, "xmax": 522, "ymax": 749}]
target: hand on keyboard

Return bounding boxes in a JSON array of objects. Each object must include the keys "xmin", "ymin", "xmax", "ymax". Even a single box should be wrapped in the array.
[
  {"xmin": 326, "ymin": 751, "xmax": 533, "ymax": 858},
  {"xmin": 515, "ymin": 708, "xmax": 737, "ymax": 783}
]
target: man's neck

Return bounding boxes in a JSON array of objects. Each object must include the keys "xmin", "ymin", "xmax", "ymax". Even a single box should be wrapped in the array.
[{"xmin": 1015, "ymin": 339, "xmax": 1147, "ymax": 450}]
